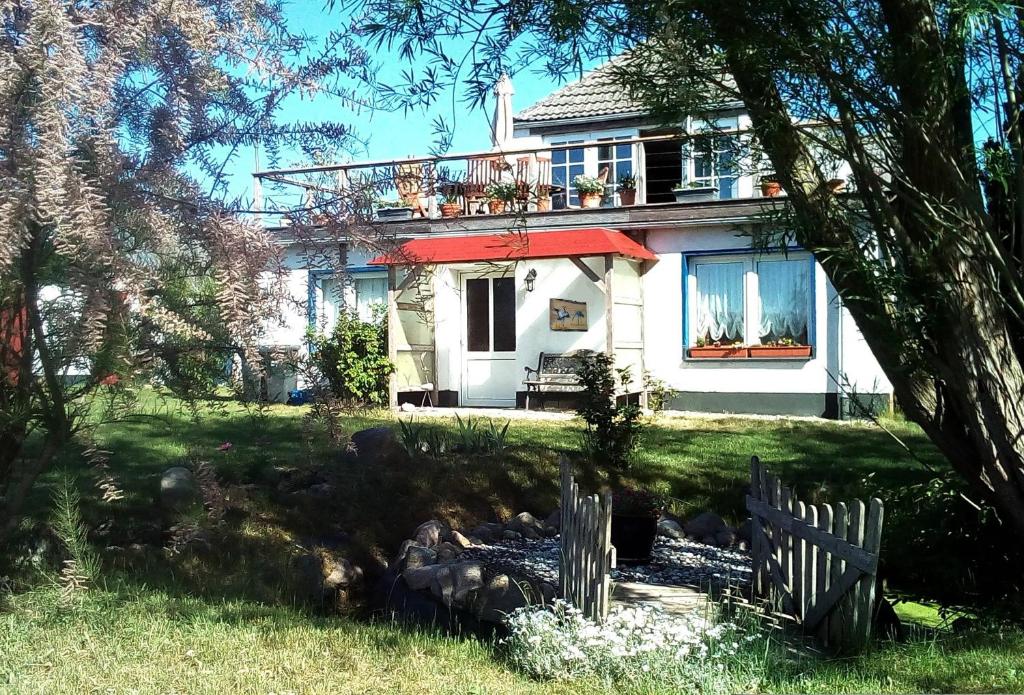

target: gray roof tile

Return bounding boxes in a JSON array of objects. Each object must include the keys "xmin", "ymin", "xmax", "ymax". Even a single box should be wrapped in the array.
[{"xmin": 514, "ymin": 59, "xmax": 644, "ymax": 123}]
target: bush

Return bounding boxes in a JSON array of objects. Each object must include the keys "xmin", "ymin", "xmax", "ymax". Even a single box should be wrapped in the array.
[
  {"xmin": 501, "ymin": 600, "xmax": 770, "ymax": 692},
  {"xmin": 308, "ymin": 306, "xmax": 393, "ymax": 406},
  {"xmin": 573, "ymin": 351, "xmax": 643, "ymax": 476}
]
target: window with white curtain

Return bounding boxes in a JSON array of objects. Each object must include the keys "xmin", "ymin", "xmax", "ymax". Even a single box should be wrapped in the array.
[
  {"xmin": 320, "ymin": 273, "xmax": 388, "ymax": 327},
  {"xmin": 688, "ymin": 254, "xmax": 812, "ymax": 347},
  {"xmin": 353, "ymin": 275, "xmax": 387, "ymax": 322}
]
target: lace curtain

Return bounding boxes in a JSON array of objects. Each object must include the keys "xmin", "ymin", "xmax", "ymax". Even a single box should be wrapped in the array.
[
  {"xmin": 354, "ymin": 276, "xmax": 388, "ymax": 322},
  {"xmin": 757, "ymin": 260, "xmax": 809, "ymax": 342},
  {"xmin": 695, "ymin": 262, "xmax": 745, "ymax": 342}
]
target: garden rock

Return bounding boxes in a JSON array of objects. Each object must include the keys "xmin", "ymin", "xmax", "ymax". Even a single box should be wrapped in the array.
[
  {"xmin": 323, "ymin": 557, "xmax": 363, "ymax": 589},
  {"xmin": 400, "ymin": 402, "xmax": 417, "ymax": 412},
  {"xmin": 502, "ymin": 530, "xmax": 523, "ymax": 541},
  {"xmin": 159, "ymin": 466, "xmax": 197, "ymax": 509},
  {"xmin": 714, "ymin": 528, "xmax": 736, "ymax": 547},
  {"xmin": 413, "ymin": 519, "xmax": 448, "ymax": 547},
  {"xmin": 350, "ymin": 427, "xmax": 402, "ymax": 464},
  {"xmin": 475, "ymin": 573, "xmax": 531, "ymax": 623},
  {"xmin": 684, "ymin": 512, "xmax": 727, "ymax": 540},
  {"xmin": 400, "ymin": 544, "xmax": 437, "ymax": 571},
  {"xmin": 658, "ymin": 519, "xmax": 685, "ymax": 540},
  {"xmin": 449, "ymin": 561, "xmax": 484, "ymax": 603},
  {"xmin": 450, "ymin": 530, "xmax": 473, "ymax": 549},
  {"xmin": 293, "ymin": 553, "xmax": 327, "ymax": 604},
  {"xmin": 403, "ymin": 564, "xmax": 444, "ymax": 591},
  {"xmin": 468, "ymin": 522, "xmax": 504, "ymax": 543},
  {"xmin": 507, "ymin": 512, "xmax": 545, "ymax": 538},
  {"xmin": 544, "ymin": 509, "xmax": 561, "ymax": 531},
  {"xmin": 435, "ymin": 542, "xmax": 462, "ymax": 564}
]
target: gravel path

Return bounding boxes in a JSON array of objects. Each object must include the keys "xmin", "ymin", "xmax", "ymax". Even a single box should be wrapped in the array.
[{"xmin": 462, "ymin": 535, "xmax": 752, "ymax": 592}]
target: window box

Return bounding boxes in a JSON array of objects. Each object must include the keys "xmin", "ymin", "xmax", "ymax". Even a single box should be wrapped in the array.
[
  {"xmin": 376, "ymin": 206, "xmax": 413, "ymax": 221},
  {"xmin": 689, "ymin": 345, "xmax": 747, "ymax": 358},
  {"xmin": 748, "ymin": 344, "xmax": 812, "ymax": 359},
  {"xmin": 673, "ymin": 186, "xmax": 718, "ymax": 203}
]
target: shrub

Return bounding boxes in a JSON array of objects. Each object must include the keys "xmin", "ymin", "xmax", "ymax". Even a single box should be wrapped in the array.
[
  {"xmin": 573, "ymin": 351, "xmax": 643, "ymax": 476},
  {"xmin": 308, "ymin": 305, "xmax": 394, "ymax": 406},
  {"xmin": 501, "ymin": 600, "xmax": 769, "ymax": 692}
]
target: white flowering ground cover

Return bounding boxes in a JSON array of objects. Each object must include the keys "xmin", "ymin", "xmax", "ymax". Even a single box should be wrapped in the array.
[{"xmin": 502, "ymin": 600, "xmax": 772, "ymax": 693}]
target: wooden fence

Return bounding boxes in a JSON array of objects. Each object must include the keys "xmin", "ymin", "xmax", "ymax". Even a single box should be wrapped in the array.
[
  {"xmin": 559, "ymin": 459, "xmax": 616, "ymax": 622},
  {"xmin": 747, "ymin": 456, "xmax": 884, "ymax": 650}
]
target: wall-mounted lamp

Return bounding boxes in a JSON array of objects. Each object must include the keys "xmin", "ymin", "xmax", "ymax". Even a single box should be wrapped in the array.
[{"xmin": 524, "ymin": 268, "xmax": 537, "ymax": 292}]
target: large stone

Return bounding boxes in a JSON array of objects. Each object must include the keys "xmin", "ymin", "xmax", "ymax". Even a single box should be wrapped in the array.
[
  {"xmin": 474, "ymin": 573, "xmax": 531, "ymax": 623},
  {"xmin": 350, "ymin": 427, "xmax": 402, "ymax": 464},
  {"xmin": 434, "ymin": 542, "xmax": 462, "ymax": 564},
  {"xmin": 413, "ymin": 520, "xmax": 447, "ymax": 547},
  {"xmin": 657, "ymin": 519, "xmax": 685, "ymax": 540},
  {"xmin": 400, "ymin": 544, "xmax": 437, "ymax": 571},
  {"xmin": 450, "ymin": 561, "xmax": 484, "ymax": 603},
  {"xmin": 544, "ymin": 509, "xmax": 561, "ymax": 531},
  {"xmin": 507, "ymin": 512, "xmax": 545, "ymax": 538},
  {"xmin": 468, "ymin": 522, "xmax": 504, "ymax": 543},
  {"xmin": 714, "ymin": 528, "xmax": 737, "ymax": 547},
  {"xmin": 684, "ymin": 512, "xmax": 728, "ymax": 540},
  {"xmin": 323, "ymin": 557, "xmax": 363, "ymax": 589},
  {"xmin": 450, "ymin": 530, "xmax": 473, "ymax": 549},
  {"xmin": 403, "ymin": 564, "xmax": 444, "ymax": 591},
  {"xmin": 160, "ymin": 467, "xmax": 197, "ymax": 509}
]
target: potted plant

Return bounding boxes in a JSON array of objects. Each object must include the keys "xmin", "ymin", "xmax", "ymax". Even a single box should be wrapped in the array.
[
  {"xmin": 375, "ymin": 199, "xmax": 414, "ymax": 221},
  {"xmin": 688, "ymin": 337, "xmax": 747, "ymax": 358},
  {"xmin": 617, "ymin": 173, "xmax": 638, "ymax": 206},
  {"xmin": 610, "ymin": 486, "xmax": 664, "ymax": 562},
  {"xmin": 484, "ymin": 181, "xmax": 518, "ymax": 214},
  {"xmin": 748, "ymin": 337, "xmax": 812, "ymax": 358},
  {"xmin": 536, "ymin": 193, "xmax": 552, "ymax": 212},
  {"xmin": 439, "ymin": 191, "xmax": 462, "ymax": 218},
  {"xmin": 671, "ymin": 181, "xmax": 718, "ymax": 203},
  {"xmin": 573, "ymin": 174, "xmax": 606, "ymax": 208},
  {"xmin": 760, "ymin": 175, "xmax": 782, "ymax": 197}
]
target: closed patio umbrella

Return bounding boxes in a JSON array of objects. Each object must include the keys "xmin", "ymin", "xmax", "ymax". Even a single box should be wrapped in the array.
[{"xmin": 491, "ymin": 73, "xmax": 515, "ymax": 149}]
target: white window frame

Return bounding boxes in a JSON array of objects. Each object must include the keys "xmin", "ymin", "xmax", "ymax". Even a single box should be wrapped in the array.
[
  {"xmin": 685, "ymin": 252, "xmax": 813, "ymax": 347},
  {"xmin": 546, "ymin": 127, "xmax": 640, "ymax": 207},
  {"xmin": 682, "ymin": 116, "xmax": 744, "ymax": 199}
]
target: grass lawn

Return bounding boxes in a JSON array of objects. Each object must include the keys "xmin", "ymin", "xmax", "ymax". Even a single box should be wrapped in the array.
[{"xmin": 3, "ymin": 391, "xmax": 1021, "ymax": 693}]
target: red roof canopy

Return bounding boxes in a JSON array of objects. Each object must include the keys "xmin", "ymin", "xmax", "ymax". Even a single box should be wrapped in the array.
[{"xmin": 369, "ymin": 227, "xmax": 657, "ymax": 265}]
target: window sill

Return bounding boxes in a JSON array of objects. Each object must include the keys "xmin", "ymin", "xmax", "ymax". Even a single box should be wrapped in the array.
[
  {"xmin": 685, "ymin": 346, "xmax": 814, "ymax": 362},
  {"xmin": 684, "ymin": 355, "xmax": 814, "ymax": 363}
]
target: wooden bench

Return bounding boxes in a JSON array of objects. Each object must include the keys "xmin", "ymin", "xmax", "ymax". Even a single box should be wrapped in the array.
[{"xmin": 523, "ymin": 352, "xmax": 585, "ymax": 410}]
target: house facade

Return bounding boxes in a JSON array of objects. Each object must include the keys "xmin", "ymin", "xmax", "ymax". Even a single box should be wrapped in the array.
[{"xmin": 258, "ymin": 62, "xmax": 892, "ymax": 417}]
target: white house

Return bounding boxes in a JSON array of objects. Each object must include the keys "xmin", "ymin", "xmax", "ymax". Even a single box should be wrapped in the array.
[{"xmin": 256, "ymin": 61, "xmax": 892, "ymax": 418}]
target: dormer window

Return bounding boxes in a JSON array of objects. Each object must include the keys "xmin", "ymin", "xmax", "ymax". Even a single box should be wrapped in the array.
[{"xmin": 683, "ymin": 117, "xmax": 741, "ymax": 199}]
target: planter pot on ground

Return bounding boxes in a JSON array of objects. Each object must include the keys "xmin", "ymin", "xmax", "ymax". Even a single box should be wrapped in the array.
[
  {"xmin": 748, "ymin": 345, "xmax": 812, "ymax": 358},
  {"xmin": 619, "ymin": 189, "xmax": 637, "ymax": 206},
  {"xmin": 440, "ymin": 203, "xmax": 462, "ymax": 218},
  {"xmin": 672, "ymin": 186, "xmax": 718, "ymax": 203},
  {"xmin": 611, "ymin": 514, "xmax": 658, "ymax": 562},
  {"xmin": 376, "ymin": 207, "xmax": 413, "ymax": 221},
  {"xmin": 579, "ymin": 192, "xmax": 604, "ymax": 208},
  {"xmin": 688, "ymin": 345, "xmax": 747, "ymax": 358}
]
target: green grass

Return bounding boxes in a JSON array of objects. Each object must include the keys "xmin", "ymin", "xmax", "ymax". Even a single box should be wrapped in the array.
[{"xmin": 3, "ymin": 393, "xmax": 1020, "ymax": 693}]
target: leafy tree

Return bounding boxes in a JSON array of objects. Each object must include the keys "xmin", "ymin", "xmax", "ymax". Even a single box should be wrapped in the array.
[
  {"xmin": 0, "ymin": 0, "xmax": 368, "ymax": 549},
  {"xmin": 574, "ymin": 351, "xmax": 643, "ymax": 483},
  {"xmin": 357, "ymin": 0, "xmax": 1024, "ymax": 538}
]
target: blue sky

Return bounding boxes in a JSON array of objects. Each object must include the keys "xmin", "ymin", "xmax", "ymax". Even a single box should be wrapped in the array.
[{"xmin": 229, "ymin": 2, "xmax": 569, "ymax": 203}]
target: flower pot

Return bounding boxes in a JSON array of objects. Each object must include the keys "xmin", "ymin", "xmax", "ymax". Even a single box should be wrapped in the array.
[
  {"xmin": 748, "ymin": 345, "xmax": 812, "ymax": 358},
  {"xmin": 688, "ymin": 345, "xmax": 747, "ymax": 358},
  {"xmin": 440, "ymin": 203, "xmax": 462, "ymax": 218},
  {"xmin": 619, "ymin": 189, "xmax": 637, "ymax": 206},
  {"xmin": 536, "ymin": 197, "xmax": 551, "ymax": 212},
  {"xmin": 487, "ymin": 199, "xmax": 505, "ymax": 214},
  {"xmin": 376, "ymin": 207, "xmax": 413, "ymax": 221},
  {"xmin": 760, "ymin": 180, "xmax": 782, "ymax": 197},
  {"xmin": 611, "ymin": 514, "xmax": 658, "ymax": 563},
  {"xmin": 580, "ymin": 192, "xmax": 603, "ymax": 208},
  {"xmin": 672, "ymin": 186, "xmax": 718, "ymax": 203}
]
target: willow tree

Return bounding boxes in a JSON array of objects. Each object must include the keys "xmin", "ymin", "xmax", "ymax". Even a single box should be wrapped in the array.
[
  {"xmin": 0, "ymin": 0, "xmax": 367, "ymax": 546},
  {"xmin": 356, "ymin": 0, "xmax": 1024, "ymax": 533}
]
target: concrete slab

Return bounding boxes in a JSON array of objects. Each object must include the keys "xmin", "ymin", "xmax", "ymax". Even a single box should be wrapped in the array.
[{"xmin": 612, "ymin": 581, "xmax": 710, "ymax": 617}]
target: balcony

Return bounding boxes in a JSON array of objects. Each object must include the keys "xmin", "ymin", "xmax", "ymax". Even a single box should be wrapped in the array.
[{"xmin": 253, "ymin": 133, "xmax": 801, "ymax": 236}]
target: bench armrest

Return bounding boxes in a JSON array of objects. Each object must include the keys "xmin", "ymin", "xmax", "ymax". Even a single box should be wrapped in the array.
[{"xmin": 524, "ymin": 365, "xmax": 540, "ymax": 380}]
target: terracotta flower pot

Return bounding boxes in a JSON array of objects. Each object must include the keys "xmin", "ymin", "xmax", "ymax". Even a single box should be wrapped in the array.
[
  {"xmin": 688, "ymin": 345, "xmax": 748, "ymax": 358},
  {"xmin": 487, "ymin": 199, "xmax": 505, "ymax": 214},
  {"xmin": 440, "ymin": 203, "xmax": 462, "ymax": 218},
  {"xmin": 580, "ymin": 192, "xmax": 603, "ymax": 208},
  {"xmin": 536, "ymin": 197, "xmax": 551, "ymax": 212},
  {"xmin": 619, "ymin": 189, "xmax": 636, "ymax": 206},
  {"xmin": 761, "ymin": 180, "xmax": 782, "ymax": 197},
  {"xmin": 748, "ymin": 345, "xmax": 812, "ymax": 358}
]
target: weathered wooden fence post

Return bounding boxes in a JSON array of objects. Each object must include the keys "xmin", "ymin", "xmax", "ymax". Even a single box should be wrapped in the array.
[{"xmin": 559, "ymin": 458, "xmax": 615, "ymax": 621}]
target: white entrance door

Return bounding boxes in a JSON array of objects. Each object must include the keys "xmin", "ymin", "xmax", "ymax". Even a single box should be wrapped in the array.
[{"xmin": 461, "ymin": 274, "xmax": 518, "ymax": 407}]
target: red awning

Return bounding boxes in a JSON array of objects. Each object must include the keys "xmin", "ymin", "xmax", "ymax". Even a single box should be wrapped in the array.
[{"xmin": 369, "ymin": 227, "xmax": 657, "ymax": 266}]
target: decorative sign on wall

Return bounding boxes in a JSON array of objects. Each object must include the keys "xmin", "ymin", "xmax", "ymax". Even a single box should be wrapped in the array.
[{"xmin": 550, "ymin": 298, "xmax": 588, "ymax": 331}]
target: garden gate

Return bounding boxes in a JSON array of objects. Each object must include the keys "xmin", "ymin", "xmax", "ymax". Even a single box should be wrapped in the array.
[
  {"xmin": 559, "ymin": 459, "xmax": 616, "ymax": 621},
  {"xmin": 747, "ymin": 456, "xmax": 884, "ymax": 649}
]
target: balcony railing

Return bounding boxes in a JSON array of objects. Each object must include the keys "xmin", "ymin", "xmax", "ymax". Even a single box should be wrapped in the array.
[{"xmin": 252, "ymin": 131, "xmax": 799, "ymax": 226}]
